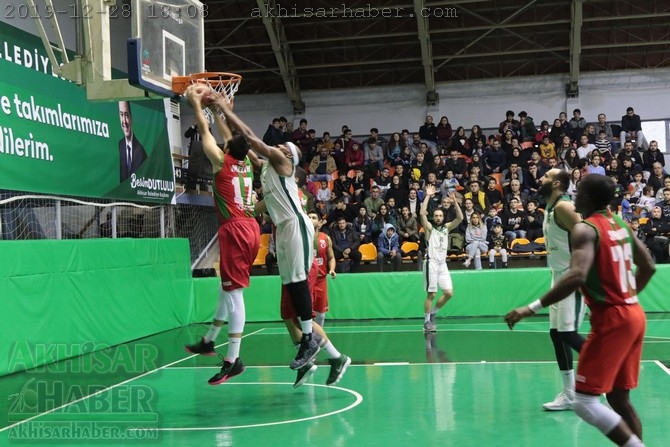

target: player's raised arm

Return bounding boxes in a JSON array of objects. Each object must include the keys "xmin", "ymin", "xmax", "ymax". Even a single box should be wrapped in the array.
[
  {"xmin": 185, "ymin": 85, "xmax": 223, "ymax": 172},
  {"xmin": 419, "ymin": 184, "xmax": 435, "ymax": 236},
  {"xmin": 445, "ymin": 191, "xmax": 464, "ymax": 232},
  {"xmin": 217, "ymin": 99, "xmax": 293, "ymax": 175}
]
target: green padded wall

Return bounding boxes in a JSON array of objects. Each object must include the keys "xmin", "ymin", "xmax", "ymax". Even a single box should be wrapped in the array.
[
  {"xmin": 1, "ymin": 239, "xmax": 193, "ymax": 376},
  {"xmin": 195, "ymin": 266, "xmax": 670, "ymax": 323}
]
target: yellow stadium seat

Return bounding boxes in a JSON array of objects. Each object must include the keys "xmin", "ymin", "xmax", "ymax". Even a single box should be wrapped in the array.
[
  {"xmin": 358, "ymin": 243, "xmax": 378, "ymax": 262},
  {"xmin": 401, "ymin": 241, "xmax": 420, "ymax": 260},
  {"xmin": 253, "ymin": 246, "xmax": 268, "ymax": 267},
  {"xmin": 638, "ymin": 217, "xmax": 649, "ymax": 225},
  {"xmin": 259, "ymin": 233, "xmax": 271, "ymax": 249},
  {"xmin": 533, "ymin": 237, "xmax": 547, "ymax": 256}
]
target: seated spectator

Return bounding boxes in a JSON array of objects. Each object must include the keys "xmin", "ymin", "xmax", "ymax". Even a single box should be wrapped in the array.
[
  {"xmin": 594, "ymin": 130, "xmax": 613, "ymax": 161},
  {"xmin": 386, "ymin": 132, "xmax": 403, "ymax": 164},
  {"xmin": 329, "ymin": 217, "xmax": 362, "ymax": 272},
  {"xmin": 535, "ymin": 120, "xmax": 550, "ymax": 144},
  {"xmin": 642, "ymin": 140, "xmax": 665, "ymax": 177},
  {"xmin": 507, "ymin": 146, "xmax": 529, "ymax": 170},
  {"xmin": 386, "ymin": 197, "xmax": 399, "ymax": 220},
  {"xmin": 569, "ymin": 108, "xmax": 587, "ymax": 141},
  {"xmin": 635, "ymin": 185, "xmax": 657, "ymax": 217},
  {"xmin": 498, "ymin": 110, "xmax": 520, "ymax": 137},
  {"xmin": 464, "ymin": 180, "xmax": 491, "ymax": 212},
  {"xmin": 620, "ymin": 106, "xmax": 648, "ymax": 150},
  {"xmin": 586, "ymin": 153, "xmax": 606, "ymax": 176},
  {"xmin": 364, "ymin": 139, "xmax": 385, "ymax": 175},
  {"xmin": 309, "ymin": 143, "xmax": 337, "ymax": 182},
  {"xmin": 376, "ymin": 223, "xmax": 403, "ymax": 272},
  {"xmin": 620, "ymin": 191, "xmax": 634, "ymax": 222},
  {"xmin": 440, "ymin": 170, "xmax": 460, "ymax": 196},
  {"xmin": 505, "ymin": 179, "xmax": 530, "ymax": 208},
  {"xmin": 483, "ymin": 140, "xmax": 506, "ymax": 175},
  {"xmin": 656, "ymin": 187, "xmax": 670, "ymax": 220},
  {"xmin": 463, "ymin": 213, "xmax": 488, "ymax": 269},
  {"xmin": 501, "ymin": 197, "xmax": 527, "ymax": 240},
  {"xmin": 364, "ymin": 185, "xmax": 385, "ymax": 218},
  {"xmin": 353, "ymin": 205, "xmax": 372, "ymax": 244},
  {"xmin": 371, "ymin": 204, "xmax": 398, "ymax": 242},
  {"xmin": 333, "ymin": 171, "xmax": 353, "ymax": 203},
  {"xmin": 484, "ymin": 178, "xmax": 504, "ymax": 210},
  {"xmin": 351, "ymin": 167, "xmax": 370, "ymax": 203},
  {"xmin": 525, "ymin": 200, "xmax": 544, "ymax": 241},
  {"xmin": 538, "ymin": 135, "xmax": 556, "ymax": 161},
  {"xmin": 630, "ymin": 217, "xmax": 646, "ymax": 242},
  {"xmin": 628, "ymin": 169, "xmax": 646, "ymax": 200},
  {"xmin": 526, "ymin": 163, "xmax": 543, "ymax": 201},
  {"xmin": 617, "ymin": 140, "xmax": 643, "ymax": 169},
  {"xmin": 326, "ymin": 198, "xmax": 356, "ymax": 227},
  {"xmin": 576, "ymin": 134, "xmax": 595, "ymax": 160},
  {"xmin": 397, "ymin": 206, "xmax": 420, "ymax": 243},
  {"xmin": 373, "ymin": 167, "xmax": 393, "ymax": 197},
  {"xmin": 487, "ymin": 222, "xmax": 509, "ymax": 268},
  {"xmin": 331, "ymin": 140, "xmax": 347, "ymax": 172},
  {"xmin": 641, "ymin": 206, "xmax": 670, "ymax": 263},
  {"xmin": 655, "ymin": 178, "xmax": 670, "ymax": 200},
  {"xmin": 407, "ymin": 188, "xmax": 421, "ymax": 216},
  {"xmin": 648, "ymin": 162, "xmax": 669, "ymax": 196},
  {"xmin": 316, "ymin": 180, "xmax": 331, "ymax": 204},
  {"xmin": 567, "ymin": 168, "xmax": 581, "ymax": 201}
]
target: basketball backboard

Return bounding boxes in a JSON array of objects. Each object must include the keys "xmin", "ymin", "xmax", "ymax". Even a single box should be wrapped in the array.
[{"xmin": 128, "ymin": 0, "xmax": 205, "ymax": 97}]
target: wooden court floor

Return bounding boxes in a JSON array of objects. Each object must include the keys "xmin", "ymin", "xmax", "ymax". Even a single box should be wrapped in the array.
[{"xmin": 0, "ymin": 315, "xmax": 668, "ymax": 446}]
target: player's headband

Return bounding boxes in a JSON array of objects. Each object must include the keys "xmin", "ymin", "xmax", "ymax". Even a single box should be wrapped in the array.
[{"xmin": 286, "ymin": 142, "xmax": 300, "ymax": 166}]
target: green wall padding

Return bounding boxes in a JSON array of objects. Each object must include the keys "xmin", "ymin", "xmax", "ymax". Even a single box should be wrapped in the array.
[
  {"xmin": 195, "ymin": 266, "xmax": 670, "ymax": 323},
  {"xmin": 1, "ymin": 239, "xmax": 193, "ymax": 376}
]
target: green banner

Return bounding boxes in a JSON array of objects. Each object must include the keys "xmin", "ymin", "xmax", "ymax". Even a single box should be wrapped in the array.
[{"xmin": 0, "ymin": 22, "xmax": 174, "ymax": 203}]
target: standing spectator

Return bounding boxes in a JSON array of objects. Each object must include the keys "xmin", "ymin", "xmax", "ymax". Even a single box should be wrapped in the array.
[
  {"xmin": 498, "ymin": 110, "xmax": 520, "ymax": 137},
  {"xmin": 262, "ymin": 118, "xmax": 283, "ymax": 146},
  {"xmin": 620, "ymin": 106, "xmax": 648, "ymax": 150},
  {"xmin": 568, "ymin": 108, "xmax": 587, "ymax": 141},
  {"xmin": 436, "ymin": 116, "xmax": 453, "ymax": 150},
  {"xmin": 419, "ymin": 115, "xmax": 438, "ymax": 151},
  {"xmin": 518, "ymin": 111, "xmax": 536, "ymax": 142}
]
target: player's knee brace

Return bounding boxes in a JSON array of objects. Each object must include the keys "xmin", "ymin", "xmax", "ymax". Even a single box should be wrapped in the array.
[
  {"xmin": 573, "ymin": 393, "xmax": 622, "ymax": 435},
  {"xmin": 226, "ymin": 288, "xmax": 245, "ymax": 334},
  {"xmin": 214, "ymin": 285, "xmax": 230, "ymax": 321}
]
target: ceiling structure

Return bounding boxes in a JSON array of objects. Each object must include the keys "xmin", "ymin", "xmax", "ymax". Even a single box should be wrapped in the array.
[{"xmin": 203, "ymin": 0, "xmax": 670, "ymax": 111}]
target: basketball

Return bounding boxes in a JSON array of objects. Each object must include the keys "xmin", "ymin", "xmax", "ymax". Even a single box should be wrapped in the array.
[{"xmin": 201, "ymin": 88, "xmax": 214, "ymax": 107}]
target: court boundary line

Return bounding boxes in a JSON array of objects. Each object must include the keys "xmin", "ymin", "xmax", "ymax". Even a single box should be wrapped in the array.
[
  {"xmin": 138, "ymin": 382, "xmax": 363, "ymax": 432},
  {"xmin": 0, "ymin": 328, "xmax": 266, "ymax": 433},
  {"xmin": 655, "ymin": 360, "xmax": 670, "ymax": 376}
]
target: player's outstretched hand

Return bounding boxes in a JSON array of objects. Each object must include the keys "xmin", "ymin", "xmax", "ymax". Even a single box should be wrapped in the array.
[
  {"xmin": 504, "ymin": 306, "xmax": 534, "ymax": 330},
  {"xmin": 185, "ymin": 85, "xmax": 207, "ymax": 108}
]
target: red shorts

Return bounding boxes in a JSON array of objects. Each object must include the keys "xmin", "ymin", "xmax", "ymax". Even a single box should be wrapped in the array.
[
  {"xmin": 576, "ymin": 304, "xmax": 646, "ymax": 395},
  {"xmin": 218, "ymin": 218, "xmax": 260, "ymax": 291},
  {"xmin": 312, "ymin": 275, "xmax": 329, "ymax": 314},
  {"xmin": 280, "ymin": 259, "xmax": 318, "ymax": 321}
]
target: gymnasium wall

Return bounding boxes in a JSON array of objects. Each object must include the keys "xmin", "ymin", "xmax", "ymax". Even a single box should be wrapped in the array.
[
  {"xmin": 193, "ymin": 266, "xmax": 670, "ymax": 323},
  {"xmin": 1, "ymin": 239, "xmax": 193, "ymax": 376}
]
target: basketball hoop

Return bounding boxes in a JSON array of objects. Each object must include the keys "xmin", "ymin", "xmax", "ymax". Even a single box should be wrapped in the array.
[{"xmin": 172, "ymin": 72, "xmax": 243, "ymax": 102}]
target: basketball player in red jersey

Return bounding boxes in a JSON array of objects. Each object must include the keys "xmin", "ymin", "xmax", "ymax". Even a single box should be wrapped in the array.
[
  {"xmin": 309, "ymin": 210, "xmax": 336, "ymax": 327},
  {"xmin": 183, "ymin": 86, "xmax": 260, "ymax": 385},
  {"xmin": 506, "ymin": 174, "xmax": 656, "ymax": 447}
]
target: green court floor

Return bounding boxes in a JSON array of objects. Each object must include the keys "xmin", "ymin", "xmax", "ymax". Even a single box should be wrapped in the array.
[{"xmin": 1, "ymin": 315, "xmax": 668, "ymax": 446}]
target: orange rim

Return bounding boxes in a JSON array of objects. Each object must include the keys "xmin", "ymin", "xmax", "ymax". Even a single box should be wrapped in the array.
[{"xmin": 172, "ymin": 72, "xmax": 243, "ymax": 95}]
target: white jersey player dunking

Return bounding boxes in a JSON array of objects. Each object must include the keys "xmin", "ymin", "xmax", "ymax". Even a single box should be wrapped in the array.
[{"xmin": 419, "ymin": 185, "xmax": 464, "ymax": 332}]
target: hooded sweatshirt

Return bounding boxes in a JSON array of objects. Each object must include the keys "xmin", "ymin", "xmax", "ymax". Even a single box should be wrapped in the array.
[{"xmin": 377, "ymin": 223, "xmax": 400, "ymax": 255}]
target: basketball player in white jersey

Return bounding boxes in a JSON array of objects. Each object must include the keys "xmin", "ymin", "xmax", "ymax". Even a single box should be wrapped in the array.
[
  {"xmin": 537, "ymin": 168, "xmax": 586, "ymax": 411},
  {"xmin": 419, "ymin": 185, "xmax": 463, "ymax": 332},
  {"xmin": 216, "ymin": 99, "xmax": 322, "ymax": 370}
]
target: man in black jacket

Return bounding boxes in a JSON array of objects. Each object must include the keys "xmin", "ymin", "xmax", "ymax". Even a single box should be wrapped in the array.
[
  {"xmin": 330, "ymin": 217, "xmax": 362, "ymax": 273},
  {"xmin": 620, "ymin": 107, "xmax": 648, "ymax": 150}
]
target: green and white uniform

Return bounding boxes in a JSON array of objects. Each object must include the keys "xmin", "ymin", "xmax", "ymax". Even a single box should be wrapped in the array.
[
  {"xmin": 261, "ymin": 161, "xmax": 314, "ymax": 285},
  {"xmin": 543, "ymin": 194, "xmax": 585, "ymax": 331},
  {"xmin": 423, "ymin": 224, "xmax": 453, "ymax": 293}
]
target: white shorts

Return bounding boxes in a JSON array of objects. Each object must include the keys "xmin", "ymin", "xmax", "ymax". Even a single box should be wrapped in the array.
[
  {"xmin": 549, "ymin": 270, "xmax": 586, "ymax": 331},
  {"xmin": 423, "ymin": 260, "xmax": 453, "ymax": 293},
  {"xmin": 276, "ymin": 214, "xmax": 314, "ymax": 285}
]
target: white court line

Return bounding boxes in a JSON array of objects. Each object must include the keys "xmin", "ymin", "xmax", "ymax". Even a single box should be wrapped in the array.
[
  {"xmin": 655, "ymin": 360, "xmax": 670, "ymax": 376},
  {"xmin": 0, "ymin": 328, "xmax": 266, "ymax": 433},
  {"xmin": 144, "ymin": 382, "xmax": 363, "ymax": 432}
]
